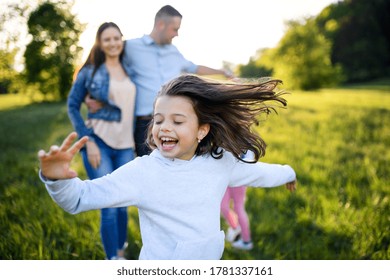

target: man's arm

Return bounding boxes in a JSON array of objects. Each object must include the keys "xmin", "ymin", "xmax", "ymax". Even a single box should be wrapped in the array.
[{"xmin": 196, "ymin": 65, "xmax": 234, "ymax": 79}]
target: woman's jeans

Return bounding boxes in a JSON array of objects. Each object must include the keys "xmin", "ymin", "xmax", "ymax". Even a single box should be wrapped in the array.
[{"xmin": 80, "ymin": 136, "xmax": 135, "ymax": 259}]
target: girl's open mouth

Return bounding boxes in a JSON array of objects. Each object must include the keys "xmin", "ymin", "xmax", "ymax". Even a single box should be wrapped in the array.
[{"xmin": 160, "ymin": 137, "xmax": 178, "ymax": 150}]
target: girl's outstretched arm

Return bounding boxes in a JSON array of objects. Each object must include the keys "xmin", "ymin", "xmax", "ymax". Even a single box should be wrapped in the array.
[{"xmin": 38, "ymin": 132, "xmax": 88, "ymax": 180}]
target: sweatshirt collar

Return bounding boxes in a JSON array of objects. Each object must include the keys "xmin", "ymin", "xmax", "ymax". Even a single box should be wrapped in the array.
[{"xmin": 150, "ymin": 149, "xmax": 197, "ymax": 166}]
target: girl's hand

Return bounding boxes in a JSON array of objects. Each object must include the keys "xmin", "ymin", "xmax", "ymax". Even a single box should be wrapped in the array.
[
  {"xmin": 38, "ymin": 132, "xmax": 88, "ymax": 180},
  {"xmin": 286, "ymin": 180, "xmax": 297, "ymax": 192},
  {"xmin": 86, "ymin": 140, "xmax": 101, "ymax": 169}
]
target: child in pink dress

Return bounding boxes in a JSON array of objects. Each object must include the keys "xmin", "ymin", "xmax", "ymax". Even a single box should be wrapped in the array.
[{"xmin": 221, "ymin": 151, "xmax": 255, "ymax": 250}]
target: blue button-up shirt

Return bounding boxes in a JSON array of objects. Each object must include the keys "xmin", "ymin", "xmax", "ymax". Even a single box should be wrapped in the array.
[{"xmin": 124, "ymin": 35, "xmax": 198, "ymax": 116}]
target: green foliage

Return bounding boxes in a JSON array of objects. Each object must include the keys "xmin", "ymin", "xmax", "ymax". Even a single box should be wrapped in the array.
[
  {"xmin": 0, "ymin": 3, "xmax": 23, "ymax": 94},
  {"xmin": 259, "ymin": 19, "xmax": 344, "ymax": 90},
  {"xmin": 238, "ymin": 49, "xmax": 273, "ymax": 78},
  {"xmin": 316, "ymin": 0, "xmax": 390, "ymax": 82},
  {"xmin": 0, "ymin": 49, "xmax": 18, "ymax": 93},
  {"xmin": 239, "ymin": 0, "xmax": 390, "ymax": 89},
  {"xmin": 0, "ymin": 81, "xmax": 389, "ymax": 259},
  {"xmin": 24, "ymin": 0, "xmax": 85, "ymax": 100},
  {"xmin": 238, "ymin": 58, "xmax": 272, "ymax": 78}
]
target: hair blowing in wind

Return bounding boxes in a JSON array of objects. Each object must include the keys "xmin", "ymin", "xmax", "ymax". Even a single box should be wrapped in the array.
[{"xmin": 148, "ymin": 74, "xmax": 288, "ymax": 162}]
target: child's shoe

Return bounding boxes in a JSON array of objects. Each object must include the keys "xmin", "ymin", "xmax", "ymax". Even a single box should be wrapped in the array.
[
  {"xmin": 225, "ymin": 226, "xmax": 241, "ymax": 242},
  {"xmin": 232, "ymin": 239, "xmax": 253, "ymax": 250},
  {"xmin": 110, "ymin": 256, "xmax": 127, "ymax": 260}
]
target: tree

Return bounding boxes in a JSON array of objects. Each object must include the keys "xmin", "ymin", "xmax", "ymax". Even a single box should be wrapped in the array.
[
  {"xmin": 238, "ymin": 49, "xmax": 273, "ymax": 78},
  {"xmin": 0, "ymin": 0, "xmax": 33, "ymax": 94},
  {"xmin": 316, "ymin": 0, "xmax": 390, "ymax": 82},
  {"xmin": 0, "ymin": 49, "xmax": 18, "ymax": 94},
  {"xmin": 260, "ymin": 18, "xmax": 343, "ymax": 90},
  {"xmin": 24, "ymin": 0, "xmax": 84, "ymax": 100}
]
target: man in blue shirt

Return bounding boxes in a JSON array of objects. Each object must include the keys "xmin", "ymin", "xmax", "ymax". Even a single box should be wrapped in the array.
[{"xmin": 87, "ymin": 5, "xmax": 233, "ymax": 156}]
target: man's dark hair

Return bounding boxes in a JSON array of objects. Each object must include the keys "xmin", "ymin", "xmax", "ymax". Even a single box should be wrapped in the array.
[{"xmin": 155, "ymin": 5, "xmax": 182, "ymax": 21}]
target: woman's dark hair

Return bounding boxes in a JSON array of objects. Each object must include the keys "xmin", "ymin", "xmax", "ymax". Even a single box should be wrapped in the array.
[
  {"xmin": 82, "ymin": 22, "xmax": 124, "ymax": 76},
  {"xmin": 147, "ymin": 74, "xmax": 288, "ymax": 162}
]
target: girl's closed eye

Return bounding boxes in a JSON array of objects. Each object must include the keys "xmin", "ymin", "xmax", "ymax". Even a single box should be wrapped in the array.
[
  {"xmin": 153, "ymin": 117, "xmax": 163, "ymax": 125},
  {"xmin": 171, "ymin": 116, "xmax": 185, "ymax": 125}
]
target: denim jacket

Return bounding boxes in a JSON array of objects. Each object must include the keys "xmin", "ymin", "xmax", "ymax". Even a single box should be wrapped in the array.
[{"xmin": 67, "ymin": 63, "xmax": 132, "ymax": 139}]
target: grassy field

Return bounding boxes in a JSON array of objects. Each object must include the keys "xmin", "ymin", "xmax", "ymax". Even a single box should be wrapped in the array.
[{"xmin": 0, "ymin": 82, "xmax": 389, "ymax": 260}]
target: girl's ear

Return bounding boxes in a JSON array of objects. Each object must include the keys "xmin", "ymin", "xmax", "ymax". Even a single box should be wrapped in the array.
[{"xmin": 197, "ymin": 123, "xmax": 210, "ymax": 141}]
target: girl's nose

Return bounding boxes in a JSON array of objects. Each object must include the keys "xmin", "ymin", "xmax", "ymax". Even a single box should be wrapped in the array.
[{"xmin": 160, "ymin": 122, "xmax": 171, "ymax": 131}]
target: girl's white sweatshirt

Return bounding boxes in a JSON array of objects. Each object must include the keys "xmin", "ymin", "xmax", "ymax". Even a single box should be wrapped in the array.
[{"xmin": 41, "ymin": 149, "xmax": 295, "ymax": 260}]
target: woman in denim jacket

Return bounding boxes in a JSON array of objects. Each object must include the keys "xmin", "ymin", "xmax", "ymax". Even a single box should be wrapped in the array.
[{"xmin": 67, "ymin": 22, "xmax": 136, "ymax": 260}]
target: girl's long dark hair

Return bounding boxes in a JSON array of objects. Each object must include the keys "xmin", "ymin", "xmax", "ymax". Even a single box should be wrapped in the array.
[
  {"xmin": 147, "ymin": 74, "xmax": 288, "ymax": 162},
  {"xmin": 82, "ymin": 22, "xmax": 125, "ymax": 77}
]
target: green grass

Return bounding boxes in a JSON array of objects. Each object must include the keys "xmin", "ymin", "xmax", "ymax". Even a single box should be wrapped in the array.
[
  {"xmin": 0, "ymin": 94, "xmax": 33, "ymax": 110},
  {"xmin": 0, "ymin": 83, "xmax": 389, "ymax": 260}
]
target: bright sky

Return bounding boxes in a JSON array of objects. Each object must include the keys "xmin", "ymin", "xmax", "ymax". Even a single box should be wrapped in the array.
[{"xmin": 72, "ymin": 0, "xmax": 338, "ymax": 68}]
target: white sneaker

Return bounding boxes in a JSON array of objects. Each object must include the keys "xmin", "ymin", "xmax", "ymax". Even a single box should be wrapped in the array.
[
  {"xmin": 232, "ymin": 239, "xmax": 253, "ymax": 250},
  {"xmin": 110, "ymin": 256, "xmax": 127, "ymax": 260},
  {"xmin": 225, "ymin": 226, "xmax": 241, "ymax": 242},
  {"xmin": 121, "ymin": 241, "xmax": 128, "ymax": 250}
]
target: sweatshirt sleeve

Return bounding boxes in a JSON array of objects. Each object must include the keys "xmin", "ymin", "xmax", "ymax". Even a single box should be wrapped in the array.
[
  {"xmin": 40, "ymin": 160, "xmax": 141, "ymax": 214},
  {"xmin": 229, "ymin": 160, "xmax": 296, "ymax": 188}
]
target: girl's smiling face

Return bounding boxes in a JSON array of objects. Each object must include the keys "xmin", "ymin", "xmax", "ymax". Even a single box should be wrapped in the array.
[{"xmin": 152, "ymin": 95, "xmax": 209, "ymax": 161}]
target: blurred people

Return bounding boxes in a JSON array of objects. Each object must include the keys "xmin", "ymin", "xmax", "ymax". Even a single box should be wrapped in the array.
[
  {"xmin": 67, "ymin": 22, "xmax": 136, "ymax": 260},
  {"xmin": 86, "ymin": 5, "xmax": 233, "ymax": 157},
  {"xmin": 221, "ymin": 151, "xmax": 256, "ymax": 250}
]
